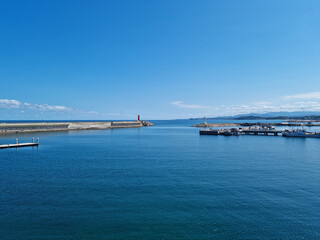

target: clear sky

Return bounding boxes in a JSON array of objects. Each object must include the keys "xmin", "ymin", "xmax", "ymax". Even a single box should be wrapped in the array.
[{"xmin": 0, "ymin": 0, "xmax": 320, "ymax": 120}]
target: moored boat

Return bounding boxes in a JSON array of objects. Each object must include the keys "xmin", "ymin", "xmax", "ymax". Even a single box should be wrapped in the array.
[
  {"xmin": 282, "ymin": 129, "xmax": 320, "ymax": 138},
  {"xmin": 224, "ymin": 130, "xmax": 232, "ymax": 136},
  {"xmin": 199, "ymin": 129, "xmax": 219, "ymax": 135}
]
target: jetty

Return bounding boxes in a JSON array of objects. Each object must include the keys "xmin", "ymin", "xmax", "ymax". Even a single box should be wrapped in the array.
[
  {"xmin": 0, "ymin": 138, "xmax": 39, "ymax": 149},
  {"xmin": 0, "ymin": 119, "xmax": 154, "ymax": 135}
]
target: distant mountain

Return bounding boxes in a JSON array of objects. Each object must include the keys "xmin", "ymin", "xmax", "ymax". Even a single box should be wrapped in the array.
[
  {"xmin": 189, "ymin": 111, "xmax": 320, "ymax": 120},
  {"xmin": 233, "ymin": 111, "xmax": 320, "ymax": 118}
]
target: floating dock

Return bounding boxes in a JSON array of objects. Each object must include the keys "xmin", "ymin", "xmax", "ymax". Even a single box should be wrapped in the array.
[
  {"xmin": 0, "ymin": 142, "xmax": 39, "ymax": 149},
  {"xmin": 0, "ymin": 138, "xmax": 39, "ymax": 149}
]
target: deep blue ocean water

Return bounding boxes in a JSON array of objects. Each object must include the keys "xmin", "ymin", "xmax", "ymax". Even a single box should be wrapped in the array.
[{"xmin": 1, "ymin": 120, "xmax": 320, "ymax": 240}]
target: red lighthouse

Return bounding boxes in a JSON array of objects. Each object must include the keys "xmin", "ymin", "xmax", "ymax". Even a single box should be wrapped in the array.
[{"xmin": 138, "ymin": 114, "xmax": 140, "ymax": 121}]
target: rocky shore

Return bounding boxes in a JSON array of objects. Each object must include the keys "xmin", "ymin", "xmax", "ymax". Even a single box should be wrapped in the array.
[{"xmin": 141, "ymin": 121, "xmax": 154, "ymax": 126}]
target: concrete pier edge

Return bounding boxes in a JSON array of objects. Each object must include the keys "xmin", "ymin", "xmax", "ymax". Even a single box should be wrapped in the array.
[{"xmin": 0, "ymin": 121, "xmax": 154, "ymax": 134}]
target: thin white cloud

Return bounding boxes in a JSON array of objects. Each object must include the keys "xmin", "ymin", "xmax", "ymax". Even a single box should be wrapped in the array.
[
  {"xmin": 172, "ymin": 93, "xmax": 320, "ymax": 118},
  {"xmin": 211, "ymin": 92, "xmax": 320, "ymax": 116},
  {"xmin": 171, "ymin": 101, "xmax": 210, "ymax": 109},
  {"xmin": 0, "ymin": 99, "xmax": 72, "ymax": 111},
  {"xmin": 170, "ymin": 95, "xmax": 320, "ymax": 118},
  {"xmin": 0, "ymin": 98, "xmax": 99, "ymax": 116},
  {"xmin": 283, "ymin": 92, "xmax": 320, "ymax": 100},
  {"xmin": 0, "ymin": 99, "xmax": 21, "ymax": 108},
  {"xmin": 214, "ymin": 101, "xmax": 320, "ymax": 116}
]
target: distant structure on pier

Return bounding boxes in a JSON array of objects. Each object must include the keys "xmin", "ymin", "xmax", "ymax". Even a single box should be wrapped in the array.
[
  {"xmin": 138, "ymin": 114, "xmax": 140, "ymax": 121},
  {"xmin": 204, "ymin": 116, "xmax": 207, "ymax": 124}
]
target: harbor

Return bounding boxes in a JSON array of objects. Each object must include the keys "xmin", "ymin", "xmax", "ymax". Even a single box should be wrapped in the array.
[
  {"xmin": 2, "ymin": 119, "xmax": 320, "ymax": 240},
  {"xmin": 200, "ymin": 126, "xmax": 320, "ymax": 138},
  {"xmin": 196, "ymin": 117, "xmax": 320, "ymax": 138},
  {"xmin": 2, "ymin": 1, "xmax": 320, "ymax": 239}
]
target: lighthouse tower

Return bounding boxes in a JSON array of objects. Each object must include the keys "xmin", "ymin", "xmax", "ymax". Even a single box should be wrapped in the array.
[{"xmin": 138, "ymin": 114, "xmax": 140, "ymax": 121}]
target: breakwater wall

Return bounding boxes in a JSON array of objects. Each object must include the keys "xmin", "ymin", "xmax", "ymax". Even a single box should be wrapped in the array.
[{"xmin": 0, "ymin": 121, "xmax": 153, "ymax": 134}]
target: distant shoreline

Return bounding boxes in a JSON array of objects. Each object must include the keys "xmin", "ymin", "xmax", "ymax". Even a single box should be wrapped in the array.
[
  {"xmin": 189, "ymin": 115, "xmax": 320, "ymax": 121},
  {"xmin": 191, "ymin": 121, "xmax": 320, "ymax": 128}
]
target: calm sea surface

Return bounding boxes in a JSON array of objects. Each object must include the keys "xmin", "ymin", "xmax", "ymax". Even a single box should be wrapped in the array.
[{"xmin": 1, "ymin": 120, "xmax": 320, "ymax": 240}]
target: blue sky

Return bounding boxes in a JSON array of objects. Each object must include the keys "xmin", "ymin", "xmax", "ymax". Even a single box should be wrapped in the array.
[{"xmin": 0, "ymin": 0, "xmax": 319, "ymax": 120}]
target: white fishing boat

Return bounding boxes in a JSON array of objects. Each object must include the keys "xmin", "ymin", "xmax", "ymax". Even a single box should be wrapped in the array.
[{"xmin": 282, "ymin": 129, "xmax": 320, "ymax": 138}]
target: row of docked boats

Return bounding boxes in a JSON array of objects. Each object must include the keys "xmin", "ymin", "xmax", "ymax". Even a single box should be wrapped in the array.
[
  {"xmin": 200, "ymin": 127, "xmax": 320, "ymax": 138},
  {"xmin": 282, "ymin": 129, "xmax": 320, "ymax": 138}
]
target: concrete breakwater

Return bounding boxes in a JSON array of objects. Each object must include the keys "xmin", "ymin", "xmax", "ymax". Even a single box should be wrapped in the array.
[{"xmin": 0, "ymin": 121, "xmax": 153, "ymax": 134}]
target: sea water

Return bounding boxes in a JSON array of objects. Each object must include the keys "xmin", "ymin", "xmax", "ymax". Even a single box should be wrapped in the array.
[{"xmin": 1, "ymin": 120, "xmax": 319, "ymax": 239}]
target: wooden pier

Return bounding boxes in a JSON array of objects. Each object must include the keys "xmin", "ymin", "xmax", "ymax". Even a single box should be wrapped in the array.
[{"xmin": 0, "ymin": 138, "xmax": 39, "ymax": 149}]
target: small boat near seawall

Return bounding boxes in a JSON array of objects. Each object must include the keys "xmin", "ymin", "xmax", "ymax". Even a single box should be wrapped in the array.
[
  {"xmin": 199, "ymin": 129, "xmax": 219, "ymax": 135},
  {"xmin": 199, "ymin": 128, "xmax": 239, "ymax": 136}
]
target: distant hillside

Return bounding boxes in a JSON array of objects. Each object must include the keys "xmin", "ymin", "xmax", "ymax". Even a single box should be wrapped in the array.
[
  {"xmin": 189, "ymin": 111, "xmax": 320, "ymax": 120},
  {"xmin": 233, "ymin": 111, "xmax": 320, "ymax": 118},
  {"xmin": 234, "ymin": 115, "xmax": 320, "ymax": 120}
]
